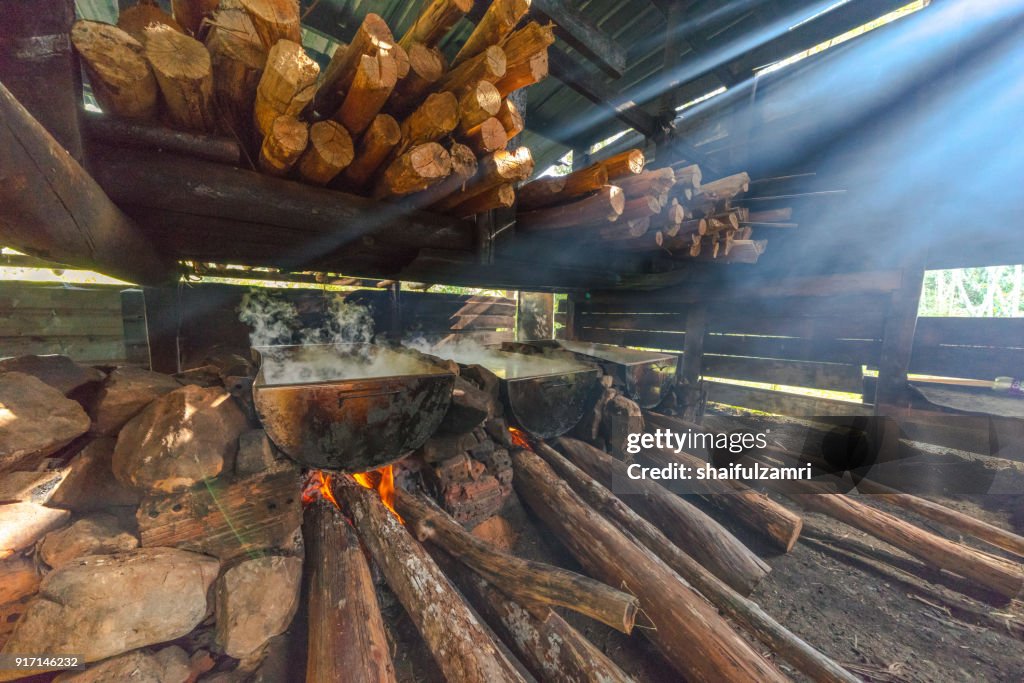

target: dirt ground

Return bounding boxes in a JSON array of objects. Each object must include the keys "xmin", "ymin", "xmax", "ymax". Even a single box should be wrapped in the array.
[{"xmin": 387, "ymin": 480, "xmax": 1024, "ymax": 683}]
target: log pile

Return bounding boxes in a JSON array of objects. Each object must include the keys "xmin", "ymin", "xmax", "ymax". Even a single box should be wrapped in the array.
[
  {"xmin": 71, "ymin": 0, "xmax": 551, "ymax": 217},
  {"xmin": 516, "ymin": 150, "xmax": 782, "ymax": 264}
]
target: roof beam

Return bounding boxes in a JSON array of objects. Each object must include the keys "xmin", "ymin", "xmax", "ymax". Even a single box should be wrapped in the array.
[
  {"xmin": 530, "ymin": 0, "xmax": 627, "ymax": 78},
  {"xmin": 547, "ymin": 46, "xmax": 660, "ymax": 138}
]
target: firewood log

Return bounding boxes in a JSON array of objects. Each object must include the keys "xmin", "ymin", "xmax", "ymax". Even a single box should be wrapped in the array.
[
  {"xmin": 641, "ymin": 412, "xmax": 804, "ymax": 552},
  {"xmin": 430, "ymin": 146, "xmax": 533, "ymax": 211},
  {"xmin": 613, "ymin": 230, "xmax": 663, "ymax": 251},
  {"xmin": 673, "ymin": 163, "xmax": 702, "ymax": 190},
  {"xmin": 398, "ymin": 0, "xmax": 474, "ymax": 50},
  {"xmin": 258, "ymin": 114, "xmax": 307, "ymax": 176},
  {"xmin": 395, "ymin": 488, "xmax": 638, "ymax": 633},
  {"xmin": 304, "ymin": 495, "xmax": 396, "ymax": 683},
  {"xmin": 395, "ymin": 91, "xmax": 459, "ymax": 156},
  {"xmin": 650, "ymin": 199, "xmax": 685, "ymax": 232},
  {"xmin": 511, "ymin": 448, "xmax": 787, "ymax": 683},
  {"xmin": 595, "ymin": 148, "xmax": 645, "ymax": 180},
  {"xmin": 334, "ymin": 476, "xmax": 526, "ymax": 683},
  {"xmin": 143, "ymin": 24, "xmax": 216, "ymax": 131},
  {"xmin": 705, "ymin": 210, "xmax": 741, "ymax": 233},
  {"xmin": 556, "ymin": 436, "xmax": 770, "ymax": 594},
  {"xmin": 457, "ymin": 81, "xmax": 502, "ymax": 135},
  {"xmin": 372, "ymin": 142, "xmax": 451, "ymax": 199},
  {"xmin": 171, "ymin": 0, "xmax": 219, "ymax": 36},
  {"xmin": 535, "ymin": 440, "xmax": 859, "ymax": 683},
  {"xmin": 745, "ymin": 450, "xmax": 1024, "ymax": 598},
  {"xmin": 117, "ymin": 1, "xmax": 184, "ymax": 42},
  {"xmin": 205, "ymin": 4, "xmax": 267, "ymax": 139},
  {"xmin": 448, "ymin": 182, "xmax": 514, "ymax": 216},
  {"xmin": 517, "ymin": 164, "xmax": 608, "ymax": 210},
  {"xmin": 598, "ymin": 217, "xmax": 649, "ymax": 240},
  {"xmin": 386, "ymin": 42, "xmax": 445, "ymax": 117},
  {"xmin": 70, "ymin": 21, "xmax": 158, "ymax": 119},
  {"xmin": 437, "ymin": 45, "xmax": 507, "ymax": 93},
  {"xmin": 517, "ymin": 185, "xmax": 624, "ymax": 232},
  {"xmin": 496, "ymin": 97, "xmax": 524, "ymax": 138},
  {"xmin": 298, "ymin": 120, "xmax": 353, "ymax": 185},
  {"xmin": 400, "ymin": 142, "xmax": 477, "ymax": 210},
  {"xmin": 338, "ymin": 113, "xmax": 400, "ymax": 189},
  {"xmin": 253, "ymin": 39, "xmax": 319, "ymax": 137},
  {"xmin": 391, "ymin": 43, "xmax": 410, "ymax": 79},
  {"xmin": 237, "ymin": 0, "xmax": 301, "ymax": 49},
  {"xmin": 749, "ymin": 207, "xmax": 793, "ymax": 223},
  {"xmin": 315, "ymin": 13, "xmax": 393, "ymax": 116},
  {"xmin": 453, "ymin": 0, "xmax": 530, "ymax": 67},
  {"xmin": 687, "ymin": 238, "xmax": 764, "ymax": 263},
  {"xmin": 619, "ymin": 195, "xmax": 662, "ymax": 223},
  {"xmin": 433, "ymin": 551, "xmax": 636, "ymax": 683},
  {"xmin": 499, "ymin": 21, "xmax": 556, "ymax": 70},
  {"xmin": 462, "ymin": 117, "xmax": 507, "ymax": 155},
  {"xmin": 495, "ymin": 50, "xmax": 547, "ymax": 97},
  {"xmin": 335, "ymin": 51, "xmax": 398, "ymax": 135},
  {"xmin": 615, "ymin": 167, "xmax": 675, "ymax": 198},
  {"xmin": 699, "ymin": 171, "xmax": 750, "ymax": 200}
]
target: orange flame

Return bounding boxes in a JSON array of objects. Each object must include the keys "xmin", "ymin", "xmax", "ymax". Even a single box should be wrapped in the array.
[
  {"xmin": 353, "ymin": 466, "xmax": 403, "ymax": 523},
  {"xmin": 303, "ymin": 470, "xmax": 339, "ymax": 507},
  {"xmin": 508, "ymin": 426, "xmax": 532, "ymax": 449}
]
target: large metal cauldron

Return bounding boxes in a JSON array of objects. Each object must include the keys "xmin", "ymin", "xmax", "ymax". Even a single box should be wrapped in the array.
[
  {"xmin": 509, "ymin": 340, "xmax": 678, "ymax": 409},
  {"xmin": 252, "ymin": 344, "xmax": 454, "ymax": 472},
  {"xmin": 431, "ymin": 347, "xmax": 600, "ymax": 439}
]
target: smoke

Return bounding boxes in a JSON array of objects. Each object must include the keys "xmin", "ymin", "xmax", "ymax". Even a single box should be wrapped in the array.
[
  {"xmin": 406, "ymin": 336, "xmax": 589, "ymax": 380},
  {"xmin": 238, "ymin": 289, "xmax": 375, "ymax": 347}
]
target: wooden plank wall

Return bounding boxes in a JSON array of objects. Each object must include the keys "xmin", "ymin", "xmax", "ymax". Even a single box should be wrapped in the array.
[{"xmin": 0, "ymin": 282, "xmax": 129, "ymax": 364}]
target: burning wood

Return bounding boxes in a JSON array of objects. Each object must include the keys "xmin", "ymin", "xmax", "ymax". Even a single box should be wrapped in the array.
[{"xmin": 303, "ymin": 472, "xmax": 396, "ymax": 683}]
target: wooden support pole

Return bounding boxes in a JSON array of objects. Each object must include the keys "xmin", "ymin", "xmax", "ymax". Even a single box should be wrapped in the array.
[
  {"xmin": 0, "ymin": 82, "xmax": 172, "ymax": 285},
  {"xmin": 394, "ymin": 488, "xmax": 639, "ymax": 633},
  {"xmin": 82, "ymin": 111, "xmax": 242, "ymax": 165},
  {"xmin": 555, "ymin": 436, "xmax": 770, "ymax": 594},
  {"xmin": 535, "ymin": 440, "xmax": 858, "ymax": 683},
  {"xmin": 875, "ymin": 260, "xmax": 926, "ymax": 409},
  {"xmin": 0, "ymin": 0, "xmax": 83, "ymax": 158},
  {"xmin": 680, "ymin": 303, "xmax": 706, "ymax": 418},
  {"xmin": 333, "ymin": 477, "xmax": 526, "ymax": 683},
  {"xmin": 511, "ymin": 448, "xmax": 786, "ymax": 683},
  {"xmin": 303, "ymin": 496, "xmax": 396, "ymax": 683}
]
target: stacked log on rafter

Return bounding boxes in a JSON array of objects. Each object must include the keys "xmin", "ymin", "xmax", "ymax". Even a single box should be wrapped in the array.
[
  {"xmin": 71, "ymin": 0, "xmax": 552, "ymax": 216},
  {"xmin": 516, "ymin": 149, "xmax": 787, "ymax": 264}
]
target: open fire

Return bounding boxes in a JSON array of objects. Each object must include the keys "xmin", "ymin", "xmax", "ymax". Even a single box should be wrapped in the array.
[{"xmin": 303, "ymin": 467, "xmax": 403, "ymax": 522}]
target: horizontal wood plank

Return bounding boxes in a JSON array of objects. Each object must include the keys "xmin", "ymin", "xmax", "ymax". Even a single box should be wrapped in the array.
[
  {"xmin": 915, "ymin": 317, "xmax": 1024, "ymax": 349},
  {"xmin": 0, "ymin": 312, "xmax": 123, "ymax": 337},
  {"xmin": 909, "ymin": 345, "xmax": 1024, "ymax": 381},
  {"xmin": 706, "ymin": 380, "xmax": 872, "ymax": 417},
  {"xmin": 702, "ymin": 355, "xmax": 864, "ymax": 394},
  {"xmin": 0, "ymin": 285, "xmax": 124, "ymax": 311},
  {"xmin": 705, "ymin": 335, "xmax": 881, "ymax": 366}
]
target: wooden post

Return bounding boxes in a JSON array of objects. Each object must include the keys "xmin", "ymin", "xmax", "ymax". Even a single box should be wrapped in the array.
[
  {"xmin": 680, "ymin": 303, "xmax": 706, "ymax": 418},
  {"xmin": 0, "ymin": 0, "xmax": 83, "ymax": 158},
  {"xmin": 875, "ymin": 259, "xmax": 926, "ymax": 410},
  {"xmin": 142, "ymin": 287, "xmax": 181, "ymax": 373}
]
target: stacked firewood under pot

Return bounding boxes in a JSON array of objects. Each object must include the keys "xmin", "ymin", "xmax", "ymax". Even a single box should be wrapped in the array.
[
  {"xmin": 69, "ymin": 0, "xmax": 548, "ymax": 215},
  {"xmin": 515, "ymin": 151, "xmax": 785, "ymax": 264}
]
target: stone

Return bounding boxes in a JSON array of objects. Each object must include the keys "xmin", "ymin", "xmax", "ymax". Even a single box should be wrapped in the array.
[
  {"xmin": 0, "ymin": 372, "xmax": 91, "ymax": 472},
  {"xmin": 1, "ymin": 547, "xmax": 219, "ymax": 663},
  {"xmin": 0, "ymin": 355, "xmax": 105, "ymax": 397},
  {"xmin": 88, "ymin": 367, "xmax": 181, "ymax": 435},
  {"xmin": 0, "ymin": 468, "xmax": 69, "ymax": 504},
  {"xmin": 235, "ymin": 429, "xmax": 277, "ymax": 475},
  {"xmin": 0, "ymin": 502, "xmax": 70, "ymax": 559},
  {"xmin": 113, "ymin": 385, "xmax": 249, "ymax": 493},
  {"xmin": 461, "ymin": 363, "xmax": 500, "ymax": 404},
  {"xmin": 214, "ymin": 555, "xmax": 302, "ymax": 659},
  {"xmin": 54, "ymin": 645, "xmax": 191, "ymax": 683},
  {"xmin": 0, "ymin": 555, "xmax": 40, "ymax": 604},
  {"xmin": 438, "ymin": 376, "xmax": 493, "ymax": 433},
  {"xmin": 418, "ymin": 431, "xmax": 479, "ymax": 464},
  {"xmin": 484, "ymin": 417, "xmax": 513, "ymax": 447},
  {"xmin": 48, "ymin": 438, "xmax": 141, "ymax": 511},
  {"xmin": 38, "ymin": 513, "xmax": 139, "ymax": 569}
]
